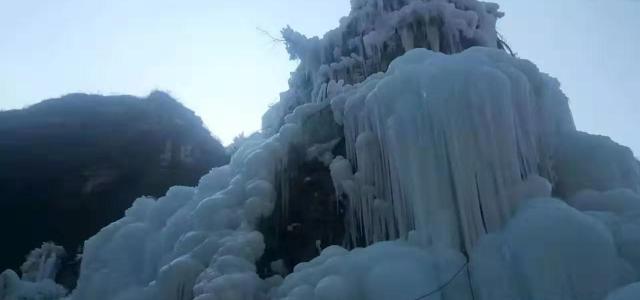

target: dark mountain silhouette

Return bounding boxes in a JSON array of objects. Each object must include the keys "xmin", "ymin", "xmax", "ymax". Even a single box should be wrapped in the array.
[{"xmin": 0, "ymin": 91, "xmax": 228, "ymax": 282}]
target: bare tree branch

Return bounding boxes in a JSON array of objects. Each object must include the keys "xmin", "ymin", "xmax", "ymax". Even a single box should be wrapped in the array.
[{"xmin": 256, "ymin": 27, "xmax": 285, "ymax": 43}]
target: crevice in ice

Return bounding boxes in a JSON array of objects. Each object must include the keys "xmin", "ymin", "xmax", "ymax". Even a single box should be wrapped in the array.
[{"xmin": 474, "ymin": 174, "xmax": 489, "ymax": 235}]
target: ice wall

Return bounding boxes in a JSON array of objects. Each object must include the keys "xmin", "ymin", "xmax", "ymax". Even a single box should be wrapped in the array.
[
  {"xmin": 328, "ymin": 47, "xmax": 574, "ymax": 250},
  {"xmin": 264, "ymin": 0, "xmax": 505, "ymax": 135}
]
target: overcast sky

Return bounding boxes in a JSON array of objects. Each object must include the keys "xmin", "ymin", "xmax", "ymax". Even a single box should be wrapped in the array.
[{"xmin": 0, "ymin": 0, "xmax": 638, "ymax": 155}]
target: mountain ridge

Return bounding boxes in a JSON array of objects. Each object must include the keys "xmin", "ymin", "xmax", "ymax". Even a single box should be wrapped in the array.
[{"xmin": 0, "ymin": 91, "xmax": 228, "ymax": 281}]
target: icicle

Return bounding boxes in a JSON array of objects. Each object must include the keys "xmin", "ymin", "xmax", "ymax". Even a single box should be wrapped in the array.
[
  {"xmin": 330, "ymin": 47, "xmax": 574, "ymax": 251},
  {"xmin": 399, "ymin": 25, "xmax": 415, "ymax": 52},
  {"xmin": 426, "ymin": 18, "xmax": 440, "ymax": 52}
]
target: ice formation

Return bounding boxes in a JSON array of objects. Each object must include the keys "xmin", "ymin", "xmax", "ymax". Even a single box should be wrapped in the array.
[
  {"xmin": 471, "ymin": 198, "xmax": 634, "ymax": 300},
  {"xmin": 0, "ymin": 243, "xmax": 67, "ymax": 300},
  {"xmin": 64, "ymin": 48, "xmax": 638, "ymax": 299},
  {"xmin": 3, "ymin": 0, "xmax": 640, "ymax": 299},
  {"xmin": 607, "ymin": 283, "xmax": 640, "ymax": 300},
  {"xmin": 553, "ymin": 132, "xmax": 640, "ymax": 198},
  {"xmin": 263, "ymin": 0, "xmax": 506, "ymax": 134},
  {"xmin": 273, "ymin": 197, "xmax": 640, "ymax": 300},
  {"xmin": 328, "ymin": 47, "xmax": 574, "ymax": 250},
  {"xmin": 0, "ymin": 270, "xmax": 66, "ymax": 300},
  {"xmin": 270, "ymin": 242, "xmax": 468, "ymax": 300},
  {"xmin": 20, "ymin": 243, "xmax": 66, "ymax": 283},
  {"xmin": 68, "ymin": 105, "xmax": 316, "ymax": 299}
]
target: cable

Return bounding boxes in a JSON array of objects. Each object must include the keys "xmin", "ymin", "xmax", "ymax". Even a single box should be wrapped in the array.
[{"xmin": 412, "ymin": 260, "xmax": 469, "ymax": 300}]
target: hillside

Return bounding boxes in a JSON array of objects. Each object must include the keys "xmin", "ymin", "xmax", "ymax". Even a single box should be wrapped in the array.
[{"xmin": 0, "ymin": 91, "xmax": 228, "ymax": 281}]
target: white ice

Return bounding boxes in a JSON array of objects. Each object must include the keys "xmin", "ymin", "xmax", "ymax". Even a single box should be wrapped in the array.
[{"xmin": 329, "ymin": 47, "xmax": 574, "ymax": 250}]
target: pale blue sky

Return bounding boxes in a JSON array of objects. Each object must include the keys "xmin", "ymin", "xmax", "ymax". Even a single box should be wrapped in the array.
[{"xmin": 0, "ymin": 0, "xmax": 638, "ymax": 155}]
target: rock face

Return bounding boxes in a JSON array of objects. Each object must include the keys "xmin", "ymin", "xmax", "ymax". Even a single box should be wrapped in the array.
[
  {"xmin": 0, "ymin": 91, "xmax": 228, "ymax": 279},
  {"xmin": 258, "ymin": 106, "xmax": 347, "ymax": 275}
]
